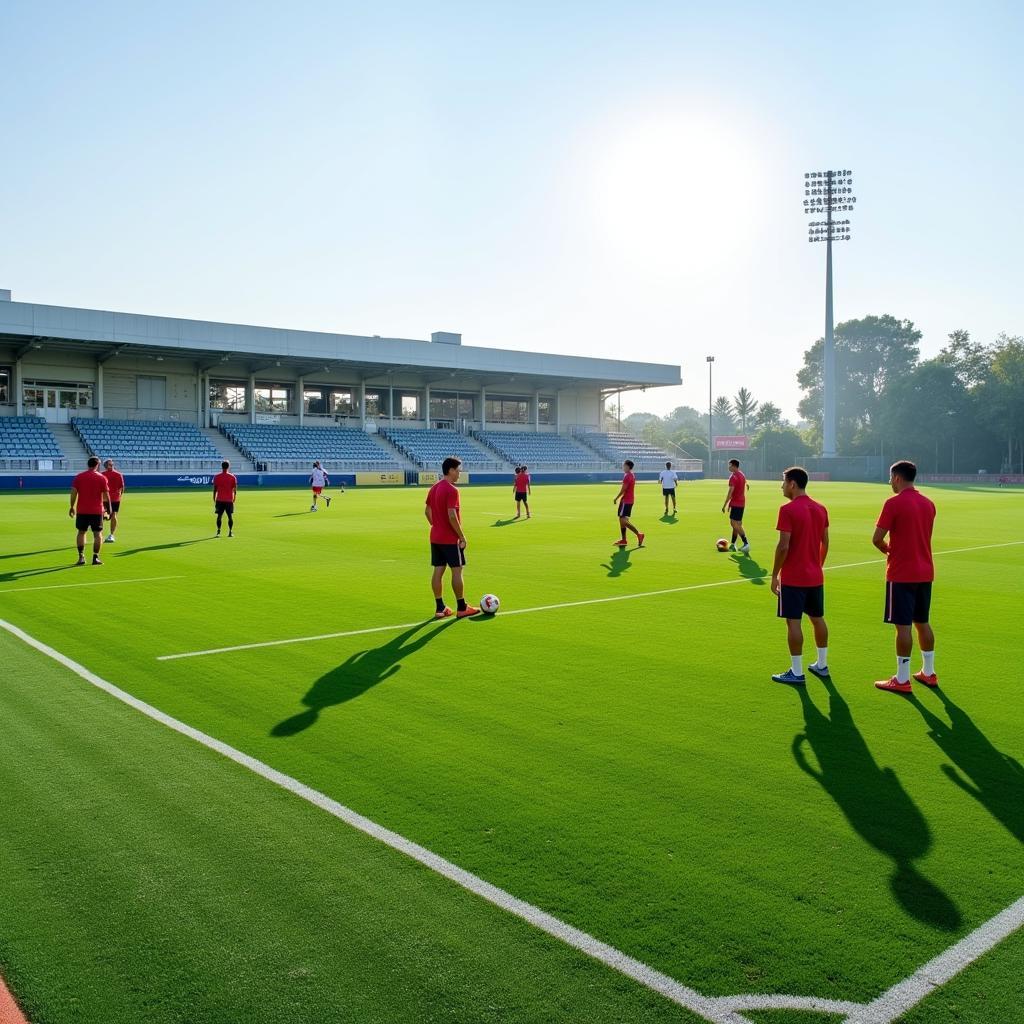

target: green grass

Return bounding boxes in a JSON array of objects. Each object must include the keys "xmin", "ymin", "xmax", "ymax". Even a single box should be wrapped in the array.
[{"xmin": 1, "ymin": 480, "xmax": 1022, "ymax": 1022}]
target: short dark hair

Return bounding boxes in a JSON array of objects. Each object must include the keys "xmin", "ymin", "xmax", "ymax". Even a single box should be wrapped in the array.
[
  {"xmin": 221, "ymin": 461, "xmax": 230, "ymax": 470},
  {"xmin": 728, "ymin": 459, "xmax": 740, "ymax": 468},
  {"xmin": 665, "ymin": 461, "xmax": 672, "ymax": 468},
  {"xmin": 624, "ymin": 459, "xmax": 634, "ymax": 470},
  {"xmin": 784, "ymin": 466, "xmax": 809, "ymax": 489},
  {"xmin": 890, "ymin": 460, "xmax": 917, "ymax": 482},
  {"xmin": 442, "ymin": 456, "xmax": 462, "ymax": 475},
  {"xmin": 87, "ymin": 456, "xmax": 100, "ymax": 468}
]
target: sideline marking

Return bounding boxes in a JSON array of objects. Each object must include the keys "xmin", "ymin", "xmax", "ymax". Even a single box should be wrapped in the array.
[
  {"xmin": 157, "ymin": 541, "xmax": 1024, "ymax": 661},
  {"xmin": 0, "ymin": 574, "xmax": 184, "ymax": 596}
]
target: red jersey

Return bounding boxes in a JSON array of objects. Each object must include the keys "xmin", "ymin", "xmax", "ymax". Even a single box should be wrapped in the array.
[
  {"xmin": 514, "ymin": 472, "xmax": 530, "ymax": 492},
  {"xmin": 876, "ymin": 487, "xmax": 936, "ymax": 582},
  {"xmin": 776, "ymin": 494, "xmax": 829, "ymax": 587},
  {"xmin": 620, "ymin": 472, "xmax": 636, "ymax": 504},
  {"xmin": 213, "ymin": 472, "xmax": 237, "ymax": 503},
  {"xmin": 102, "ymin": 468, "xmax": 125, "ymax": 500},
  {"xmin": 72, "ymin": 469, "xmax": 109, "ymax": 515},
  {"xmin": 426, "ymin": 478, "xmax": 461, "ymax": 544},
  {"xmin": 727, "ymin": 471, "xmax": 747, "ymax": 507}
]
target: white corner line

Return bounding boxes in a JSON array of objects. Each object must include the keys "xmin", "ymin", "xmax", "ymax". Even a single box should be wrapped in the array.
[
  {"xmin": 0, "ymin": 574, "xmax": 184, "ymax": 596},
  {"xmin": 156, "ymin": 541, "xmax": 1024, "ymax": 662},
  {"xmin": 0, "ymin": 617, "xmax": 745, "ymax": 1024}
]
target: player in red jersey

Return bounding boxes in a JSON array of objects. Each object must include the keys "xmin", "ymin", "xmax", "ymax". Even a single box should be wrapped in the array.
[
  {"xmin": 612, "ymin": 459, "xmax": 644, "ymax": 548},
  {"xmin": 722, "ymin": 458, "xmax": 750, "ymax": 553},
  {"xmin": 212, "ymin": 461, "xmax": 238, "ymax": 537},
  {"xmin": 424, "ymin": 457, "xmax": 479, "ymax": 619},
  {"xmin": 101, "ymin": 458, "xmax": 126, "ymax": 543},
  {"xmin": 872, "ymin": 460, "xmax": 938, "ymax": 694},
  {"xmin": 513, "ymin": 464, "xmax": 532, "ymax": 519},
  {"xmin": 770, "ymin": 466, "xmax": 830, "ymax": 685},
  {"xmin": 69, "ymin": 456, "xmax": 110, "ymax": 565}
]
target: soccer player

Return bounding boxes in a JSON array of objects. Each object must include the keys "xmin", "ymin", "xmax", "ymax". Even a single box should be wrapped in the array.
[
  {"xmin": 722, "ymin": 458, "xmax": 750, "ymax": 552},
  {"xmin": 513, "ymin": 464, "xmax": 531, "ymax": 519},
  {"xmin": 424, "ymin": 457, "xmax": 480, "ymax": 619},
  {"xmin": 770, "ymin": 466, "xmax": 830, "ymax": 685},
  {"xmin": 69, "ymin": 456, "xmax": 110, "ymax": 566},
  {"xmin": 101, "ymin": 458, "xmax": 125, "ymax": 543},
  {"xmin": 612, "ymin": 459, "xmax": 644, "ymax": 548},
  {"xmin": 658, "ymin": 460, "xmax": 679, "ymax": 515},
  {"xmin": 310, "ymin": 460, "xmax": 331, "ymax": 511},
  {"xmin": 213, "ymin": 460, "xmax": 237, "ymax": 537},
  {"xmin": 872, "ymin": 460, "xmax": 938, "ymax": 694}
]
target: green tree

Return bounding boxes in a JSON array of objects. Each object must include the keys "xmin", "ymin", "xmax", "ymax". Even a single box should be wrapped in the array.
[
  {"xmin": 711, "ymin": 396, "xmax": 736, "ymax": 435},
  {"xmin": 937, "ymin": 329, "xmax": 990, "ymax": 389},
  {"xmin": 756, "ymin": 401, "xmax": 783, "ymax": 428},
  {"xmin": 978, "ymin": 334, "xmax": 1024, "ymax": 473},
  {"xmin": 751, "ymin": 425, "xmax": 813, "ymax": 475},
  {"xmin": 733, "ymin": 388, "xmax": 758, "ymax": 432}
]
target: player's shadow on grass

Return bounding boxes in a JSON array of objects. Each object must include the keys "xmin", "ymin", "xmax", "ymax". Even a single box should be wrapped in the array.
[
  {"xmin": 659, "ymin": 512, "xmax": 679, "ymax": 524},
  {"xmin": 791, "ymin": 676, "xmax": 962, "ymax": 932},
  {"xmin": 0, "ymin": 564, "xmax": 76, "ymax": 584},
  {"xmin": 600, "ymin": 548, "xmax": 632, "ymax": 578},
  {"xmin": 273, "ymin": 511, "xmax": 313, "ymax": 518},
  {"xmin": 0, "ymin": 547, "xmax": 68, "ymax": 561},
  {"xmin": 270, "ymin": 619, "xmax": 457, "ymax": 737},
  {"xmin": 115, "ymin": 538, "xmax": 215, "ymax": 556},
  {"xmin": 730, "ymin": 553, "xmax": 767, "ymax": 585},
  {"xmin": 910, "ymin": 690, "xmax": 1024, "ymax": 845},
  {"xmin": 491, "ymin": 517, "xmax": 519, "ymax": 527}
]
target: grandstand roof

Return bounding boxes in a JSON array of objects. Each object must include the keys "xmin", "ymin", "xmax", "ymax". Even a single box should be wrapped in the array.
[{"xmin": 0, "ymin": 298, "xmax": 680, "ymax": 393}]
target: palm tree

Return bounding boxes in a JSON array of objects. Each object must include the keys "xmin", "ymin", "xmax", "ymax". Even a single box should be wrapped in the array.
[{"xmin": 733, "ymin": 388, "xmax": 759, "ymax": 432}]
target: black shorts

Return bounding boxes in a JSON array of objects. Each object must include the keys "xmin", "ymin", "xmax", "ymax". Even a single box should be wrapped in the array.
[
  {"xmin": 884, "ymin": 581, "xmax": 932, "ymax": 625},
  {"xmin": 662, "ymin": 488, "xmax": 676, "ymax": 497},
  {"xmin": 778, "ymin": 585, "xmax": 825, "ymax": 620},
  {"xmin": 729, "ymin": 505, "xmax": 745, "ymax": 521},
  {"xmin": 515, "ymin": 491, "xmax": 528, "ymax": 502},
  {"xmin": 104, "ymin": 500, "xmax": 121, "ymax": 513},
  {"xmin": 430, "ymin": 543, "xmax": 466, "ymax": 568},
  {"xmin": 618, "ymin": 502, "xmax": 634, "ymax": 518},
  {"xmin": 75, "ymin": 514, "xmax": 103, "ymax": 533},
  {"xmin": 215, "ymin": 501, "xmax": 234, "ymax": 514}
]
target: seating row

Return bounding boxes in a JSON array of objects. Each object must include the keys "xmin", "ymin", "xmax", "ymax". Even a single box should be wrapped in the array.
[
  {"xmin": 221, "ymin": 424, "xmax": 398, "ymax": 464},
  {"xmin": 475, "ymin": 430, "xmax": 598, "ymax": 464},
  {"xmin": 378, "ymin": 428, "xmax": 496, "ymax": 468},
  {"xmin": 0, "ymin": 416, "xmax": 65, "ymax": 458},
  {"xmin": 73, "ymin": 418, "xmax": 220, "ymax": 460}
]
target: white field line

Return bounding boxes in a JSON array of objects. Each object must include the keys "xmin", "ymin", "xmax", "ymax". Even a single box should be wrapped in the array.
[
  {"xmin": 0, "ymin": 575, "xmax": 184, "ymax": 596},
  {"xmin": 0, "ymin": 617, "xmax": 747, "ymax": 1024},
  {"xmin": 156, "ymin": 541, "xmax": 1024, "ymax": 662},
  {"xmin": 5, "ymin": 617, "xmax": 1024, "ymax": 1022}
]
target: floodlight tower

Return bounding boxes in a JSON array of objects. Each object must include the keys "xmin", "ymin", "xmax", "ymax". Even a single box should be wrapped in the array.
[{"xmin": 804, "ymin": 169, "xmax": 856, "ymax": 459}]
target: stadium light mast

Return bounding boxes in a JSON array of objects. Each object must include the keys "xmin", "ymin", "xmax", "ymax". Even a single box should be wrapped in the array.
[
  {"xmin": 804, "ymin": 169, "xmax": 856, "ymax": 459},
  {"xmin": 706, "ymin": 355, "xmax": 715, "ymax": 476}
]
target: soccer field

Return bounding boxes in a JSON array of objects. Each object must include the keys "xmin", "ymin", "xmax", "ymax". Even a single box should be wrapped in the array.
[{"xmin": 1, "ymin": 480, "xmax": 1022, "ymax": 1024}]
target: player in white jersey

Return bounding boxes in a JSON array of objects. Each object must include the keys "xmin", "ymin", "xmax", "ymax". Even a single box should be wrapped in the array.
[
  {"xmin": 310, "ymin": 461, "xmax": 331, "ymax": 511},
  {"xmin": 658, "ymin": 461, "xmax": 679, "ymax": 516}
]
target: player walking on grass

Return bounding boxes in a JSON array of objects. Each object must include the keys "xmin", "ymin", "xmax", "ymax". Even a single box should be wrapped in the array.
[
  {"xmin": 425, "ymin": 457, "xmax": 479, "ymax": 619},
  {"xmin": 310, "ymin": 460, "xmax": 331, "ymax": 511},
  {"xmin": 659, "ymin": 460, "xmax": 679, "ymax": 515},
  {"xmin": 612, "ymin": 459, "xmax": 644, "ymax": 548},
  {"xmin": 770, "ymin": 466, "xmax": 830, "ymax": 686},
  {"xmin": 101, "ymin": 458, "xmax": 125, "ymax": 543},
  {"xmin": 722, "ymin": 458, "xmax": 750, "ymax": 552},
  {"xmin": 69, "ymin": 456, "xmax": 110, "ymax": 566},
  {"xmin": 513, "ymin": 464, "xmax": 531, "ymax": 519},
  {"xmin": 872, "ymin": 460, "xmax": 938, "ymax": 694},
  {"xmin": 213, "ymin": 461, "xmax": 237, "ymax": 537}
]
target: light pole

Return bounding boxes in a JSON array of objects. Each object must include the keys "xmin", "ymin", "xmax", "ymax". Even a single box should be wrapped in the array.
[
  {"xmin": 706, "ymin": 355, "xmax": 715, "ymax": 477},
  {"xmin": 804, "ymin": 169, "xmax": 856, "ymax": 459}
]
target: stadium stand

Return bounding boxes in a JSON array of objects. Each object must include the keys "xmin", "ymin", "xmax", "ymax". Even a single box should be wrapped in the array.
[
  {"xmin": 0, "ymin": 415, "xmax": 65, "ymax": 464},
  {"xmin": 73, "ymin": 418, "xmax": 220, "ymax": 462},
  {"xmin": 220, "ymin": 423, "xmax": 399, "ymax": 469},
  {"xmin": 475, "ymin": 430, "xmax": 606, "ymax": 467},
  {"xmin": 378, "ymin": 427, "xmax": 503, "ymax": 469},
  {"xmin": 576, "ymin": 431, "xmax": 678, "ymax": 469}
]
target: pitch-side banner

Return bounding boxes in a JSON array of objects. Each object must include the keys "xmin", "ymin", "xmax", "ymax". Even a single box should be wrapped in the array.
[
  {"xmin": 356, "ymin": 471, "xmax": 403, "ymax": 486},
  {"xmin": 713, "ymin": 435, "xmax": 750, "ymax": 450}
]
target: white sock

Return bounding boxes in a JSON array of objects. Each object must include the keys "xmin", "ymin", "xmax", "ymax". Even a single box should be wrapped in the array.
[
  {"xmin": 791, "ymin": 655, "xmax": 803, "ymax": 676},
  {"xmin": 815, "ymin": 647, "xmax": 828, "ymax": 667},
  {"xmin": 896, "ymin": 657, "xmax": 911, "ymax": 683},
  {"xmin": 922, "ymin": 650, "xmax": 935, "ymax": 675}
]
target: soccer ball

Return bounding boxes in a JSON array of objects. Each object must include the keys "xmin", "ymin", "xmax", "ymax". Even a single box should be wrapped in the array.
[
  {"xmin": 480, "ymin": 593, "xmax": 500, "ymax": 615},
  {"xmin": 716, "ymin": 538, "xmax": 729, "ymax": 551}
]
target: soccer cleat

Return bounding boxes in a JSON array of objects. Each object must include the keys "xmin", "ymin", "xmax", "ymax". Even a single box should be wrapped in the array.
[
  {"xmin": 106, "ymin": 535, "xmax": 116, "ymax": 543},
  {"xmin": 75, "ymin": 556, "xmax": 86, "ymax": 566},
  {"xmin": 457, "ymin": 605, "xmax": 481, "ymax": 618},
  {"xmin": 325, "ymin": 495, "xmax": 331, "ymax": 507},
  {"xmin": 434, "ymin": 606, "xmax": 454, "ymax": 619},
  {"xmin": 874, "ymin": 677, "xmax": 912, "ymax": 694},
  {"xmin": 228, "ymin": 531, "xmax": 234, "ymax": 538},
  {"xmin": 728, "ymin": 543, "xmax": 736, "ymax": 551},
  {"xmin": 216, "ymin": 531, "xmax": 221, "ymax": 537},
  {"xmin": 613, "ymin": 539, "xmax": 628, "ymax": 546},
  {"xmin": 740, "ymin": 543, "xmax": 750, "ymax": 553},
  {"xmin": 92, "ymin": 556, "xmax": 103, "ymax": 566},
  {"xmin": 636, "ymin": 532, "xmax": 645, "ymax": 547},
  {"xmin": 807, "ymin": 663, "xmax": 830, "ymax": 679},
  {"xmin": 913, "ymin": 670, "xmax": 939, "ymax": 688},
  {"xmin": 772, "ymin": 669, "xmax": 806, "ymax": 686},
  {"xmin": 311, "ymin": 504, "xmax": 317, "ymax": 511}
]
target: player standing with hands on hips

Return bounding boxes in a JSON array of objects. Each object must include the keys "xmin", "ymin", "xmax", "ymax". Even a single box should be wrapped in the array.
[{"xmin": 425, "ymin": 457, "xmax": 480, "ymax": 619}]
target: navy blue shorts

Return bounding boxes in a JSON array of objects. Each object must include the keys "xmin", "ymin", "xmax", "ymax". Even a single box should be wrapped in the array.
[
  {"xmin": 778, "ymin": 585, "xmax": 825, "ymax": 620},
  {"xmin": 729, "ymin": 505, "xmax": 745, "ymax": 521},
  {"xmin": 431, "ymin": 543, "xmax": 466, "ymax": 568},
  {"xmin": 75, "ymin": 514, "xmax": 103, "ymax": 533},
  {"xmin": 515, "ymin": 491, "xmax": 528, "ymax": 502},
  {"xmin": 662, "ymin": 488, "xmax": 676, "ymax": 497},
  {"xmin": 884, "ymin": 581, "xmax": 932, "ymax": 625},
  {"xmin": 618, "ymin": 502, "xmax": 634, "ymax": 518}
]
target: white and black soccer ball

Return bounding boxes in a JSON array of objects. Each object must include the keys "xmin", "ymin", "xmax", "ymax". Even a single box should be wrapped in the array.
[{"xmin": 480, "ymin": 593, "xmax": 500, "ymax": 615}]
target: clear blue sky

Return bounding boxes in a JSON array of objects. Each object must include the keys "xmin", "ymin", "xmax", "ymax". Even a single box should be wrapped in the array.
[{"xmin": 2, "ymin": 1, "xmax": 1020, "ymax": 421}]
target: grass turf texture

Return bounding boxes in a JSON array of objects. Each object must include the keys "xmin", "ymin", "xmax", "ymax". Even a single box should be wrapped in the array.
[{"xmin": 1, "ymin": 481, "xmax": 1022, "ymax": 1022}]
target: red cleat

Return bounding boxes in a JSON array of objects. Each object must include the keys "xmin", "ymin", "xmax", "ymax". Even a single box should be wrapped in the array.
[
  {"xmin": 636, "ymin": 533, "xmax": 645, "ymax": 547},
  {"xmin": 613, "ymin": 539, "xmax": 628, "ymax": 547},
  {"xmin": 875, "ymin": 677, "xmax": 912, "ymax": 694},
  {"xmin": 457, "ymin": 605, "xmax": 481, "ymax": 618},
  {"xmin": 913, "ymin": 671, "xmax": 939, "ymax": 688},
  {"xmin": 434, "ymin": 607, "xmax": 453, "ymax": 619}
]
